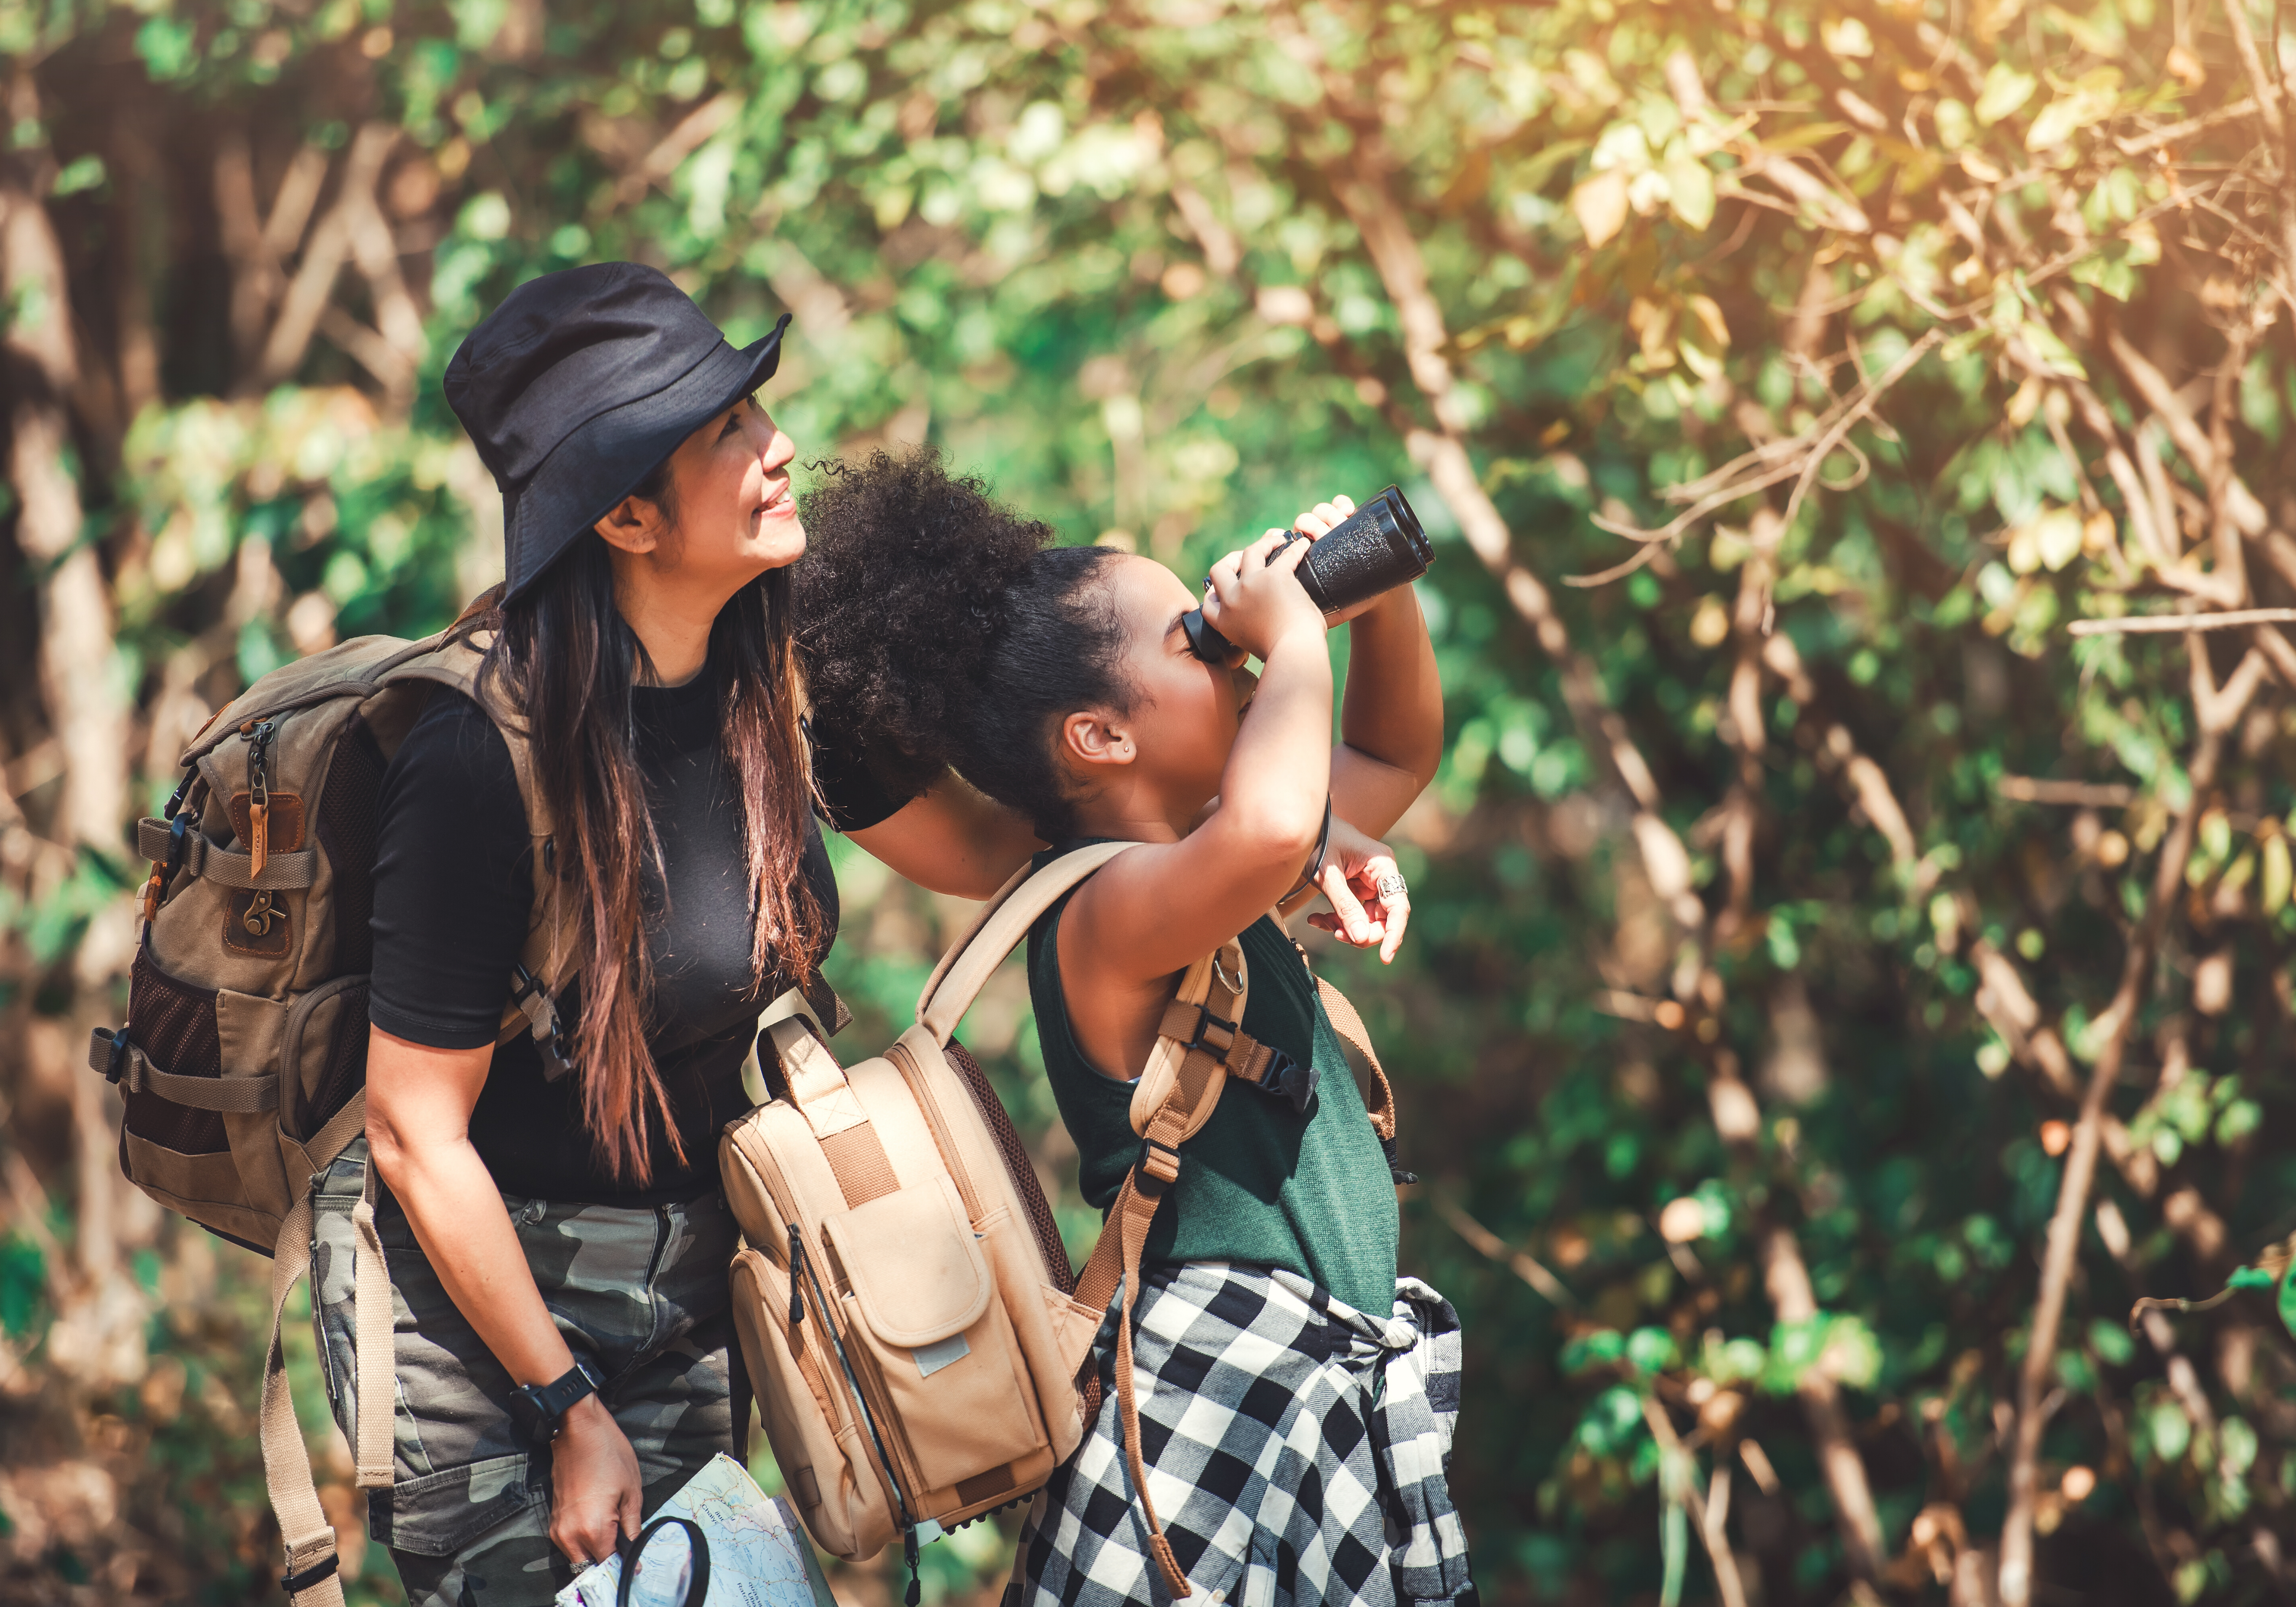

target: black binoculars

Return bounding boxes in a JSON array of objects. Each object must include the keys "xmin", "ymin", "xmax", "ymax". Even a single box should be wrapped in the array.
[{"xmin": 1180, "ymin": 485, "xmax": 1434, "ymax": 663}]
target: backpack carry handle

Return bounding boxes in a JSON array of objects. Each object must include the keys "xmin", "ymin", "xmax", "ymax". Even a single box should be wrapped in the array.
[{"xmin": 914, "ymin": 842, "xmax": 1134, "ymax": 1044}]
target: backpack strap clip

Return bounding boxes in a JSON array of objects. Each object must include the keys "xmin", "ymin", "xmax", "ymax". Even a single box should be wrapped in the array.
[
  {"xmin": 1238, "ymin": 1046, "xmax": 1319, "ymax": 1114},
  {"xmin": 1140, "ymin": 1137, "xmax": 1182, "ymax": 1186},
  {"xmin": 1165, "ymin": 1000, "xmax": 1239, "ymax": 1061},
  {"xmin": 509, "ymin": 963, "xmax": 574, "ymax": 1081},
  {"xmin": 280, "ymin": 1553, "xmax": 340, "ymax": 1595}
]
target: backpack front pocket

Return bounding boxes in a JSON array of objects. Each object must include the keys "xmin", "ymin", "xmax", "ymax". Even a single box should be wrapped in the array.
[{"xmin": 820, "ymin": 1177, "xmax": 1049, "ymax": 1498}]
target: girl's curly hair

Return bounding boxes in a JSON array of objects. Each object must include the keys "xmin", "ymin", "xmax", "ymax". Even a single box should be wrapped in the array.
[{"xmin": 792, "ymin": 450, "xmax": 1133, "ymax": 839}]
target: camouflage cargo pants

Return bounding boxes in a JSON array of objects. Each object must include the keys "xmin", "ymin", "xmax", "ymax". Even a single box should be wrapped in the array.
[{"xmin": 310, "ymin": 1140, "xmax": 738, "ymax": 1607}]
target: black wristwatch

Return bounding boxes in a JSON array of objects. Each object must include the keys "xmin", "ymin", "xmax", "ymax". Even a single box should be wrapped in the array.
[{"xmin": 508, "ymin": 1360, "xmax": 601, "ymax": 1450}]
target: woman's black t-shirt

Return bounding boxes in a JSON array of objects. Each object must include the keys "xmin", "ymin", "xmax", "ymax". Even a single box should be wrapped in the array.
[{"xmin": 368, "ymin": 671, "xmax": 904, "ymax": 1205}]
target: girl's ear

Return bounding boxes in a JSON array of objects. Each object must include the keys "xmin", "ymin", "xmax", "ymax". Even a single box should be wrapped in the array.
[
  {"xmin": 1061, "ymin": 710, "xmax": 1138, "ymax": 771},
  {"xmin": 594, "ymin": 493, "xmax": 665, "ymax": 556}
]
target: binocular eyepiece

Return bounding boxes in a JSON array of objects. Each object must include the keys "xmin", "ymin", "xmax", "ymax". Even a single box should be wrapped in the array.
[{"xmin": 1180, "ymin": 485, "xmax": 1435, "ymax": 663}]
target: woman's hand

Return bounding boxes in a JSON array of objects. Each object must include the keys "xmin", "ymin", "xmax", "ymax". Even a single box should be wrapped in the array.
[
  {"xmin": 1200, "ymin": 528, "xmax": 1325, "ymax": 662},
  {"xmin": 547, "ymin": 1394, "xmax": 643, "ymax": 1569},
  {"xmin": 1293, "ymin": 813, "xmax": 1412, "ymax": 964}
]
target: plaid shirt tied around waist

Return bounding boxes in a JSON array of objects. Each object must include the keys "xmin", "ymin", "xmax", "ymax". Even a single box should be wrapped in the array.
[{"xmin": 1008, "ymin": 1262, "xmax": 1477, "ymax": 1607}]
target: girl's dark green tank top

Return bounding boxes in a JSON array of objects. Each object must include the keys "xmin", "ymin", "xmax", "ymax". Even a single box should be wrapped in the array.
[{"xmin": 1027, "ymin": 854, "xmax": 1400, "ymax": 1318}]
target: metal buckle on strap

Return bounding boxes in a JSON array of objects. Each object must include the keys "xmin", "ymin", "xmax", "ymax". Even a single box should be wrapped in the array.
[{"xmin": 280, "ymin": 1552, "xmax": 340, "ymax": 1595}]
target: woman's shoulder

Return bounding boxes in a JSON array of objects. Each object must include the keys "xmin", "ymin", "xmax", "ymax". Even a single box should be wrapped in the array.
[{"xmin": 382, "ymin": 687, "xmax": 524, "ymax": 820}]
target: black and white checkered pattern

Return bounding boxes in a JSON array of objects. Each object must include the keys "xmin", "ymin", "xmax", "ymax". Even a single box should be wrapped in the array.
[{"xmin": 1005, "ymin": 1263, "xmax": 1477, "ymax": 1607}]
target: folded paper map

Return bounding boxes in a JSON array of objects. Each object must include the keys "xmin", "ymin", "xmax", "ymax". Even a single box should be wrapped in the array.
[{"xmin": 554, "ymin": 1454, "xmax": 837, "ymax": 1607}]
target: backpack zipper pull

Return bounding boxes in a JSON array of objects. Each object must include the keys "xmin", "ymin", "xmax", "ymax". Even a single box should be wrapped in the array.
[
  {"xmin": 903, "ymin": 1529, "xmax": 922, "ymax": 1606},
  {"xmin": 245, "ymin": 719, "xmax": 276, "ymax": 880}
]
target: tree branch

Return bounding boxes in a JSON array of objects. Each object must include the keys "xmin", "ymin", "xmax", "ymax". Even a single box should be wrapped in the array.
[
  {"xmin": 1997, "ymin": 639, "xmax": 2266, "ymax": 1607},
  {"xmin": 250, "ymin": 123, "xmax": 397, "ymax": 392},
  {"xmin": 1642, "ymin": 1395, "xmax": 1754, "ymax": 1607}
]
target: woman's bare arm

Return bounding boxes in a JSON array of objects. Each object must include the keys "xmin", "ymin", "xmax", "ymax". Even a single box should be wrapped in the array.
[
  {"xmin": 1330, "ymin": 584, "xmax": 1443, "ymax": 838},
  {"xmin": 845, "ymin": 770, "xmax": 1043, "ymax": 899},
  {"xmin": 365, "ymin": 1028, "xmax": 640, "ymax": 1567}
]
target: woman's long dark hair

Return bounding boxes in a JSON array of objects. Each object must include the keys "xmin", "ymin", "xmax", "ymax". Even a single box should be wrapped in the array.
[{"xmin": 467, "ymin": 486, "xmax": 825, "ymax": 1186}]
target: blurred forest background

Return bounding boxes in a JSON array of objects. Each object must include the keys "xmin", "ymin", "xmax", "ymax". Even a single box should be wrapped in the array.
[{"xmin": 6, "ymin": 0, "xmax": 2296, "ymax": 1602}]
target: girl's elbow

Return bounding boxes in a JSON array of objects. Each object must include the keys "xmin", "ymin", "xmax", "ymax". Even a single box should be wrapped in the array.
[{"xmin": 1223, "ymin": 805, "xmax": 1325, "ymax": 870}]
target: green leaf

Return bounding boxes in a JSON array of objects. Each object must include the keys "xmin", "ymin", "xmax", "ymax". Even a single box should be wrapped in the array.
[
  {"xmin": 135, "ymin": 16, "xmax": 198, "ymax": 81},
  {"xmin": 50, "ymin": 155, "xmax": 105, "ymax": 197},
  {"xmin": 1663, "ymin": 155, "xmax": 1714, "ymax": 230},
  {"xmin": 1975, "ymin": 63, "xmax": 2038, "ymax": 124},
  {"xmin": 1627, "ymin": 1326, "xmax": 1681, "ymax": 1374}
]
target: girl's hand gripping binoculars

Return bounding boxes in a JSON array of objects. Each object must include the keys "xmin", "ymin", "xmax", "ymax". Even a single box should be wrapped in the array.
[{"xmin": 1180, "ymin": 485, "xmax": 1435, "ymax": 663}]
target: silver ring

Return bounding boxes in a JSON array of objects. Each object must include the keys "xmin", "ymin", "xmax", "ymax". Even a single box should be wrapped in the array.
[{"xmin": 1374, "ymin": 872, "xmax": 1407, "ymax": 900}]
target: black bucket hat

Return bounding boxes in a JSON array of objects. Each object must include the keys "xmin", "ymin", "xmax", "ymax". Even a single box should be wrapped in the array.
[{"xmin": 444, "ymin": 261, "xmax": 792, "ymax": 601}]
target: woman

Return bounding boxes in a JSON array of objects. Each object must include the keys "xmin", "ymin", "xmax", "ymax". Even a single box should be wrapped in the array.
[{"xmin": 316, "ymin": 263, "xmax": 1412, "ymax": 1606}]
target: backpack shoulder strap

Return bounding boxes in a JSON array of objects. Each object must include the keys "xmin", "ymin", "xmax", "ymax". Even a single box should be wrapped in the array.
[
  {"xmin": 1066, "ymin": 919, "xmax": 1278, "ymax": 1603},
  {"xmin": 377, "ymin": 631, "xmax": 582, "ymax": 1062},
  {"xmin": 913, "ymin": 842, "xmax": 1136, "ymax": 1042}
]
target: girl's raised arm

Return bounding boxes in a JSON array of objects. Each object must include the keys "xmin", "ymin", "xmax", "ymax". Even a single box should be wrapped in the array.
[{"xmin": 1061, "ymin": 533, "xmax": 1334, "ymax": 989}]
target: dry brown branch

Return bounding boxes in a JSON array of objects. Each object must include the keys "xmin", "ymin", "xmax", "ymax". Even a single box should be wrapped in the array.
[
  {"xmin": 2, "ymin": 168, "xmax": 124, "ymax": 850},
  {"xmin": 1970, "ymin": 939, "xmax": 2158, "ymax": 1193},
  {"xmin": 1170, "ymin": 181, "xmax": 1240, "ymax": 276},
  {"xmin": 2215, "ymin": 0, "xmax": 2287, "ymax": 146},
  {"xmin": 1310, "ymin": 118, "xmax": 1702, "ymax": 927},
  {"xmin": 2069, "ymin": 607, "xmax": 2296, "ymax": 634},
  {"xmin": 1997, "ymin": 643, "xmax": 2268, "ymax": 1607},
  {"xmin": 1641, "ymin": 1395, "xmax": 1754, "ymax": 1607},
  {"xmin": 2105, "ymin": 328, "xmax": 2269, "ymax": 535},
  {"xmin": 2249, "ymin": 622, "xmax": 2296, "ymax": 685},
  {"xmin": 215, "ymin": 136, "xmax": 329, "ymax": 369},
  {"xmin": 1577, "ymin": 329, "xmax": 1941, "ymax": 564},
  {"xmin": 2116, "ymin": 99, "xmax": 2260, "ymax": 154},
  {"xmin": 612, "ymin": 93, "xmax": 742, "ymax": 207},
  {"xmin": 253, "ymin": 123, "xmax": 398, "ymax": 390},
  {"xmin": 1764, "ymin": 1228, "xmax": 1887, "ymax": 1579},
  {"xmin": 1436, "ymin": 1198, "xmax": 1576, "ymax": 1307},
  {"xmin": 1761, "ymin": 633, "xmax": 1919, "ymax": 871},
  {"xmin": 316, "ymin": 305, "xmax": 415, "ymax": 397},
  {"xmin": 1994, "ymin": 776, "xmax": 2142, "ymax": 805}
]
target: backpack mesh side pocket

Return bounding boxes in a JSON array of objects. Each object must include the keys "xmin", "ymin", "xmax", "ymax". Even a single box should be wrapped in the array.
[
  {"xmin": 304, "ymin": 979, "xmax": 371, "ymax": 1138},
  {"xmin": 120, "ymin": 940, "xmax": 228, "ymax": 1157},
  {"xmin": 945, "ymin": 1041, "xmax": 1075, "ymax": 1294}
]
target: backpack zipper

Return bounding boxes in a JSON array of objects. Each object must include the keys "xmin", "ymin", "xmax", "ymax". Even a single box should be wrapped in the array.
[
  {"xmin": 886, "ymin": 1041, "xmax": 983, "ymax": 1223},
  {"xmin": 244, "ymin": 718, "xmax": 277, "ymax": 881},
  {"xmin": 736, "ymin": 1127, "xmax": 927, "ymax": 1502}
]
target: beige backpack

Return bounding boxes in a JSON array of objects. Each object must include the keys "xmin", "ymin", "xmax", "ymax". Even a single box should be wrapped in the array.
[
  {"xmin": 87, "ymin": 623, "xmax": 583, "ymax": 1607},
  {"xmin": 720, "ymin": 841, "xmax": 1398, "ymax": 1601}
]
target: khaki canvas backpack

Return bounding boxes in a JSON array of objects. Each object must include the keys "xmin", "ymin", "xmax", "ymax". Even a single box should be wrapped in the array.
[
  {"xmin": 720, "ymin": 841, "xmax": 1399, "ymax": 1602},
  {"xmin": 86, "ymin": 621, "xmax": 585, "ymax": 1607}
]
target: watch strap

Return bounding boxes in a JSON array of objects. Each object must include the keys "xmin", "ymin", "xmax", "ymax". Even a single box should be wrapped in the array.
[{"xmin": 510, "ymin": 1360, "xmax": 599, "ymax": 1448}]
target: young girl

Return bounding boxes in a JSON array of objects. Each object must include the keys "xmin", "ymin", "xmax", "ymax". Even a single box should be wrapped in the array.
[{"xmin": 796, "ymin": 455, "xmax": 1477, "ymax": 1607}]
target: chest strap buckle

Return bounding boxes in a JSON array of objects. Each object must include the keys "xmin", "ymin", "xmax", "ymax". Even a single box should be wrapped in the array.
[{"xmin": 1241, "ymin": 1047, "xmax": 1320, "ymax": 1115}]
